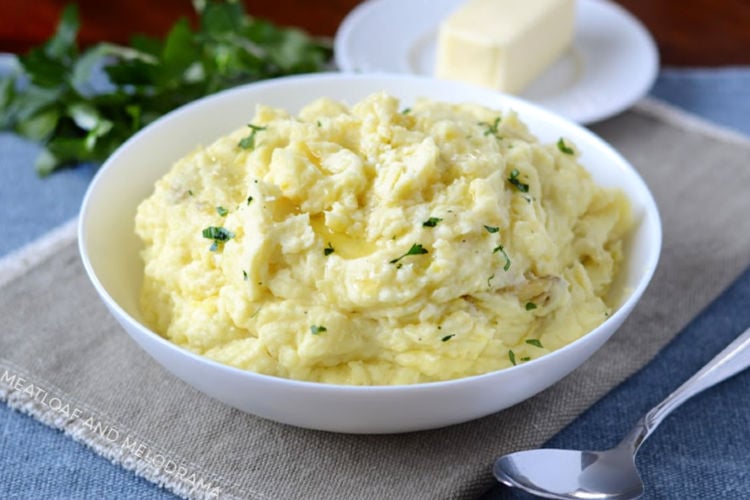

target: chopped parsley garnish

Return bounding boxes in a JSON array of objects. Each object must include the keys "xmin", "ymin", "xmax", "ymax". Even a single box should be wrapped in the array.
[
  {"xmin": 423, "ymin": 217, "xmax": 442, "ymax": 228},
  {"xmin": 187, "ymin": 190, "xmax": 194, "ymax": 196},
  {"xmin": 316, "ymin": 120, "xmax": 322, "ymax": 127},
  {"xmin": 493, "ymin": 244, "xmax": 511, "ymax": 271},
  {"xmin": 525, "ymin": 339, "xmax": 543, "ymax": 348},
  {"xmin": 484, "ymin": 225, "xmax": 499, "ymax": 233},
  {"xmin": 310, "ymin": 325, "xmax": 327, "ymax": 335},
  {"xmin": 508, "ymin": 169, "xmax": 529, "ymax": 193},
  {"xmin": 441, "ymin": 334, "xmax": 455, "ymax": 342},
  {"xmin": 324, "ymin": 242, "xmax": 335, "ymax": 256},
  {"xmin": 246, "ymin": 196, "xmax": 253, "ymax": 205},
  {"xmin": 509, "ymin": 350, "xmax": 517, "ymax": 366},
  {"xmin": 520, "ymin": 356, "xmax": 531, "ymax": 362},
  {"xmin": 557, "ymin": 138, "xmax": 575, "ymax": 155},
  {"xmin": 401, "ymin": 107, "xmax": 411, "ymax": 115},
  {"xmin": 487, "ymin": 273, "xmax": 495, "ymax": 288},
  {"xmin": 390, "ymin": 243, "xmax": 429, "ymax": 264},
  {"xmin": 202, "ymin": 226, "xmax": 234, "ymax": 241},
  {"xmin": 242, "ymin": 270, "xmax": 248, "ymax": 281},
  {"xmin": 202, "ymin": 226, "xmax": 234, "ymax": 251},
  {"xmin": 525, "ymin": 302, "xmax": 537, "ymax": 311},
  {"xmin": 480, "ymin": 117, "xmax": 501, "ymax": 137},
  {"xmin": 216, "ymin": 206, "xmax": 228, "ymax": 217},
  {"xmin": 238, "ymin": 124, "xmax": 267, "ymax": 150}
]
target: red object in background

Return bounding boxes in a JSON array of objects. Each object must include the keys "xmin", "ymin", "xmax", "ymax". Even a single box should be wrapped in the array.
[{"xmin": 0, "ymin": 0, "xmax": 749, "ymax": 66}]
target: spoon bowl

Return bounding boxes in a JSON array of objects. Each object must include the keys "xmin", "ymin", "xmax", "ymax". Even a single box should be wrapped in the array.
[{"xmin": 494, "ymin": 448, "xmax": 643, "ymax": 499}]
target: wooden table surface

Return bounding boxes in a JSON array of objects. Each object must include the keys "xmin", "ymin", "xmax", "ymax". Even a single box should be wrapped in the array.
[{"xmin": 0, "ymin": 0, "xmax": 748, "ymax": 66}]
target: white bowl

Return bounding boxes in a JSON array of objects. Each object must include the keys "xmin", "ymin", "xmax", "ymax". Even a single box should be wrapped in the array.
[{"xmin": 79, "ymin": 73, "xmax": 661, "ymax": 434}]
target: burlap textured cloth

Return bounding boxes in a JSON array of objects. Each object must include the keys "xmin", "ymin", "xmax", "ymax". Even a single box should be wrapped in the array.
[{"xmin": 2, "ymin": 100, "xmax": 749, "ymax": 499}]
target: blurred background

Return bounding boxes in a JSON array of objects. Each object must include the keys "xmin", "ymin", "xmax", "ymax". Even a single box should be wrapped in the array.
[{"xmin": 0, "ymin": 0, "xmax": 748, "ymax": 65}]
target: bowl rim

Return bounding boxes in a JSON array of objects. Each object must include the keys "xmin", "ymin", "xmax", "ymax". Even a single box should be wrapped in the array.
[{"xmin": 78, "ymin": 72, "xmax": 662, "ymax": 393}]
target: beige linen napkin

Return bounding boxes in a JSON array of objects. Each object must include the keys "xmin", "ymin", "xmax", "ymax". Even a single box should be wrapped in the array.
[{"xmin": 2, "ymin": 99, "xmax": 750, "ymax": 500}]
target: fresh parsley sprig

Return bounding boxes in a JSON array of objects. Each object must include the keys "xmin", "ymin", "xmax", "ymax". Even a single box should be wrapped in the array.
[{"xmin": 0, "ymin": 2, "xmax": 331, "ymax": 175}]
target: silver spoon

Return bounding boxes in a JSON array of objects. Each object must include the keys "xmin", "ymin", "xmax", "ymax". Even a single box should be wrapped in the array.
[{"xmin": 494, "ymin": 326, "xmax": 750, "ymax": 499}]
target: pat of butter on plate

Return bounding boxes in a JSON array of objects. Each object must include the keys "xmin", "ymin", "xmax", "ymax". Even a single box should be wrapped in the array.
[{"xmin": 436, "ymin": 0, "xmax": 576, "ymax": 93}]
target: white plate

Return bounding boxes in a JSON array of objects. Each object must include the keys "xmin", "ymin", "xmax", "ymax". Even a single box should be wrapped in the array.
[{"xmin": 335, "ymin": 0, "xmax": 659, "ymax": 124}]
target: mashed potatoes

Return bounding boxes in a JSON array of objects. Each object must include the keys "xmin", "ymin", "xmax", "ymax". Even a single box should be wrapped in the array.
[{"xmin": 135, "ymin": 93, "xmax": 630, "ymax": 385}]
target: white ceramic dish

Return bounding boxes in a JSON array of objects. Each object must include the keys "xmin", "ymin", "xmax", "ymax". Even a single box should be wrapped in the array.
[
  {"xmin": 334, "ymin": 0, "xmax": 659, "ymax": 124},
  {"xmin": 79, "ymin": 73, "xmax": 661, "ymax": 434}
]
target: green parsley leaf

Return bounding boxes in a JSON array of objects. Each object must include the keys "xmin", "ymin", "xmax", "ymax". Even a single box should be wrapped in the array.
[
  {"xmin": 479, "ymin": 117, "xmax": 501, "ymax": 137},
  {"xmin": 508, "ymin": 169, "xmax": 529, "ymax": 193},
  {"xmin": 242, "ymin": 270, "xmax": 248, "ymax": 281},
  {"xmin": 493, "ymin": 244, "xmax": 511, "ymax": 271},
  {"xmin": 509, "ymin": 350, "xmax": 517, "ymax": 366},
  {"xmin": 324, "ymin": 242, "xmax": 335, "ymax": 256},
  {"xmin": 316, "ymin": 120, "xmax": 322, "ymax": 127},
  {"xmin": 487, "ymin": 273, "xmax": 495, "ymax": 288},
  {"xmin": 525, "ymin": 339, "xmax": 543, "ymax": 348},
  {"xmin": 202, "ymin": 226, "xmax": 234, "ymax": 241},
  {"xmin": 423, "ymin": 217, "xmax": 442, "ymax": 228},
  {"xmin": 525, "ymin": 302, "xmax": 537, "ymax": 311},
  {"xmin": 188, "ymin": 190, "xmax": 194, "ymax": 196},
  {"xmin": 390, "ymin": 243, "xmax": 429, "ymax": 264},
  {"xmin": 238, "ymin": 124, "xmax": 266, "ymax": 150},
  {"xmin": 401, "ymin": 107, "xmax": 411, "ymax": 115},
  {"xmin": 202, "ymin": 226, "xmax": 234, "ymax": 251},
  {"xmin": 484, "ymin": 225, "xmax": 499, "ymax": 233},
  {"xmin": 557, "ymin": 138, "xmax": 575, "ymax": 155},
  {"xmin": 441, "ymin": 334, "xmax": 455, "ymax": 342},
  {"xmin": 216, "ymin": 206, "xmax": 228, "ymax": 216},
  {"xmin": 310, "ymin": 325, "xmax": 327, "ymax": 335},
  {"xmin": 520, "ymin": 356, "xmax": 531, "ymax": 362},
  {"xmin": 246, "ymin": 196, "xmax": 253, "ymax": 205}
]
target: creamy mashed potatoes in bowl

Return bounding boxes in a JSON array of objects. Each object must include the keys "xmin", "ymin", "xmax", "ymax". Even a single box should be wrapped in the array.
[{"xmin": 79, "ymin": 74, "xmax": 660, "ymax": 433}]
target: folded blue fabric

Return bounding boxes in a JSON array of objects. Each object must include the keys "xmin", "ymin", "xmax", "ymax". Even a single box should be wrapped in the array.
[
  {"xmin": 651, "ymin": 67, "xmax": 750, "ymax": 136},
  {"xmin": 2, "ymin": 68, "xmax": 749, "ymax": 499}
]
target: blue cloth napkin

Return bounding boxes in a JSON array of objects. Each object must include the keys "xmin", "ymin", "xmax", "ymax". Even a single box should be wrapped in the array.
[{"xmin": 2, "ymin": 68, "xmax": 750, "ymax": 499}]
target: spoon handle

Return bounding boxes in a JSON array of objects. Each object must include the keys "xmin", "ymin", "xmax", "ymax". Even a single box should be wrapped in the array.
[{"xmin": 619, "ymin": 326, "xmax": 750, "ymax": 453}]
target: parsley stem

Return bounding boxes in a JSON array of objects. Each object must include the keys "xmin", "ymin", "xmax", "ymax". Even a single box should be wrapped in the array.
[
  {"xmin": 493, "ymin": 244, "xmax": 511, "ymax": 271},
  {"xmin": 238, "ymin": 124, "xmax": 267, "ymax": 150},
  {"xmin": 390, "ymin": 243, "xmax": 428, "ymax": 264}
]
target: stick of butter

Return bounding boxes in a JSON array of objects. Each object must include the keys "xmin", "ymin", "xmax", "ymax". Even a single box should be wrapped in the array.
[{"xmin": 435, "ymin": 0, "xmax": 576, "ymax": 93}]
